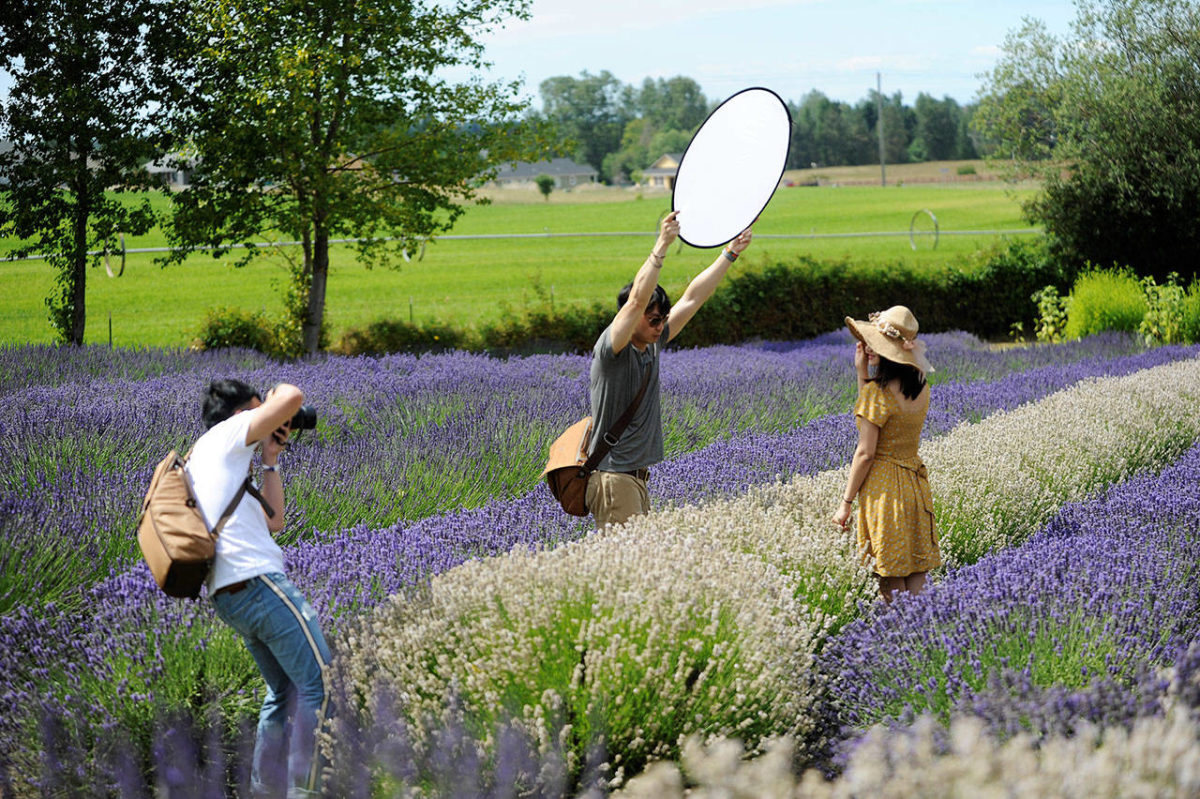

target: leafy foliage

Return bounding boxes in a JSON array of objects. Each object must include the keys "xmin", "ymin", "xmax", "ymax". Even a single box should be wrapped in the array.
[
  {"xmin": 1031, "ymin": 285, "xmax": 1070, "ymax": 343},
  {"xmin": 161, "ymin": 0, "xmax": 552, "ymax": 354},
  {"xmin": 538, "ymin": 70, "xmax": 631, "ymax": 176},
  {"xmin": 332, "ymin": 318, "xmax": 466, "ymax": 355},
  {"xmin": 1138, "ymin": 273, "xmax": 1188, "ymax": 345},
  {"xmin": 1063, "ymin": 269, "xmax": 1147, "ymax": 340},
  {"xmin": 0, "ymin": 0, "xmax": 174, "ymax": 344},
  {"xmin": 194, "ymin": 306, "xmax": 277, "ymax": 355},
  {"xmin": 975, "ymin": 0, "xmax": 1200, "ymax": 279},
  {"xmin": 1182, "ymin": 285, "xmax": 1200, "ymax": 344},
  {"xmin": 328, "ymin": 239, "xmax": 1074, "ymax": 355}
]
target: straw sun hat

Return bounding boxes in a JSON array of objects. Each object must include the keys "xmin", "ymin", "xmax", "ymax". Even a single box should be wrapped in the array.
[{"xmin": 845, "ymin": 305, "xmax": 935, "ymax": 375}]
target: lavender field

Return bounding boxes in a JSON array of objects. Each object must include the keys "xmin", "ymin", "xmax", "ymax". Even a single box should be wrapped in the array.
[{"xmin": 2, "ymin": 333, "xmax": 1200, "ymax": 795}]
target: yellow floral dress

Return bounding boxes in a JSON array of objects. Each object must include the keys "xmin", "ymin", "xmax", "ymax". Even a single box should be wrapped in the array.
[{"xmin": 854, "ymin": 380, "xmax": 940, "ymax": 577}]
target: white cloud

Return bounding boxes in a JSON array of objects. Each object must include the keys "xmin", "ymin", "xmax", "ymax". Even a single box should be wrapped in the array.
[
  {"xmin": 837, "ymin": 55, "xmax": 885, "ymax": 71},
  {"xmin": 485, "ymin": 0, "xmax": 822, "ymax": 43}
]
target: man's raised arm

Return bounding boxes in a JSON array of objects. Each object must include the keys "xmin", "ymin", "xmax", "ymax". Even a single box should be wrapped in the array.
[
  {"xmin": 667, "ymin": 227, "xmax": 752, "ymax": 341},
  {"xmin": 610, "ymin": 211, "xmax": 680, "ymax": 353}
]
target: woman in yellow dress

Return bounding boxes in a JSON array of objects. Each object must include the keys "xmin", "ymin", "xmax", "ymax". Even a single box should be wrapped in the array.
[{"xmin": 832, "ymin": 306, "xmax": 939, "ymax": 602}]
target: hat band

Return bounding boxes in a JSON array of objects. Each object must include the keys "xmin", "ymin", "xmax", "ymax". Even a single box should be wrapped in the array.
[{"xmin": 868, "ymin": 311, "xmax": 914, "ymax": 343}]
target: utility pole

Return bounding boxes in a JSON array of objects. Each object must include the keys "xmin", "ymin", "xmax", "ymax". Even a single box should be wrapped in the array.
[{"xmin": 877, "ymin": 72, "xmax": 887, "ymax": 187}]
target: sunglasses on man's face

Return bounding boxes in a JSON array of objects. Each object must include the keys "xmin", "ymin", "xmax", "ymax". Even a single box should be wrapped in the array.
[{"xmin": 645, "ymin": 313, "xmax": 668, "ymax": 328}]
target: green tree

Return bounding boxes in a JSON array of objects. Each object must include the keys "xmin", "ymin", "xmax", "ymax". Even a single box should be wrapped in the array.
[
  {"xmin": 912, "ymin": 93, "xmax": 960, "ymax": 162},
  {"xmin": 538, "ymin": 70, "xmax": 631, "ymax": 177},
  {"xmin": 535, "ymin": 174, "xmax": 555, "ymax": 200},
  {"xmin": 872, "ymin": 90, "xmax": 915, "ymax": 166},
  {"xmin": 163, "ymin": 0, "xmax": 548, "ymax": 355},
  {"xmin": 956, "ymin": 104, "xmax": 981, "ymax": 159},
  {"xmin": 648, "ymin": 129, "xmax": 691, "ymax": 160},
  {"xmin": 975, "ymin": 0, "xmax": 1200, "ymax": 279},
  {"xmin": 634, "ymin": 76, "xmax": 709, "ymax": 132},
  {"xmin": 792, "ymin": 89, "xmax": 878, "ymax": 165},
  {"xmin": 0, "ymin": 0, "xmax": 172, "ymax": 344}
]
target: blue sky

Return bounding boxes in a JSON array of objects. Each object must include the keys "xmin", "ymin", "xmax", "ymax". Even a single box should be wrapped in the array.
[
  {"xmin": 470, "ymin": 0, "xmax": 1079, "ymax": 108},
  {"xmin": 0, "ymin": 1, "xmax": 1077, "ymax": 109}
]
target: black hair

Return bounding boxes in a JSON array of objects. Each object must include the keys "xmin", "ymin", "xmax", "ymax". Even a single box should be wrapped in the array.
[
  {"xmin": 873, "ymin": 355, "xmax": 926, "ymax": 401},
  {"xmin": 617, "ymin": 282, "xmax": 672, "ymax": 316},
  {"xmin": 202, "ymin": 379, "xmax": 261, "ymax": 429}
]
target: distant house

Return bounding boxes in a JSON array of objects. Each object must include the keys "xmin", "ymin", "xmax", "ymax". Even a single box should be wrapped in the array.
[
  {"xmin": 145, "ymin": 154, "xmax": 196, "ymax": 190},
  {"xmin": 493, "ymin": 157, "xmax": 597, "ymax": 189},
  {"xmin": 639, "ymin": 153, "xmax": 682, "ymax": 190}
]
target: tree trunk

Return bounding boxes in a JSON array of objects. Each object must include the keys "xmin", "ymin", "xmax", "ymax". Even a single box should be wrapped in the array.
[
  {"xmin": 303, "ymin": 224, "xmax": 330, "ymax": 356},
  {"xmin": 69, "ymin": 175, "xmax": 89, "ymax": 346}
]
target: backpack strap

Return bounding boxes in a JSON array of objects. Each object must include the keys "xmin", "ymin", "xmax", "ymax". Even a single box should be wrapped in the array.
[
  {"xmin": 582, "ymin": 362, "xmax": 654, "ymax": 474},
  {"xmin": 210, "ymin": 477, "xmax": 277, "ymax": 536},
  {"xmin": 211, "ymin": 479, "xmax": 250, "ymax": 536},
  {"xmin": 244, "ymin": 479, "xmax": 277, "ymax": 521},
  {"xmin": 182, "ymin": 440, "xmax": 280, "ymax": 537}
]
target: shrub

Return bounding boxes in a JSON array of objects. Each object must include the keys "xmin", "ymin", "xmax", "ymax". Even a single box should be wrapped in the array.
[
  {"xmin": 1031, "ymin": 285, "xmax": 1069, "ymax": 343},
  {"xmin": 193, "ymin": 306, "xmax": 277, "ymax": 354},
  {"xmin": 683, "ymin": 237, "xmax": 1073, "ymax": 346},
  {"xmin": 1138, "ymin": 273, "xmax": 1187, "ymax": 345},
  {"xmin": 478, "ymin": 301, "xmax": 612, "ymax": 354},
  {"xmin": 324, "ymin": 238, "xmax": 1075, "ymax": 355},
  {"xmin": 1183, "ymin": 282, "xmax": 1200, "ymax": 344},
  {"xmin": 333, "ymin": 318, "xmax": 467, "ymax": 355},
  {"xmin": 1063, "ymin": 269, "xmax": 1147, "ymax": 340},
  {"xmin": 956, "ymin": 164, "xmax": 977, "ymax": 175}
]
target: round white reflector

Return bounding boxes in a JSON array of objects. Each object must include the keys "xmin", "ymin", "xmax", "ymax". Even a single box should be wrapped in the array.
[{"xmin": 672, "ymin": 87, "xmax": 792, "ymax": 248}]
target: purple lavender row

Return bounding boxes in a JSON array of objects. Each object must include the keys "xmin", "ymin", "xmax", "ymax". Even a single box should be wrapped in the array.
[
  {"xmin": 0, "ymin": 343, "xmax": 281, "ymax": 397},
  {"xmin": 0, "ymin": 333, "xmax": 1154, "ymax": 614},
  {"xmin": 4, "ymin": 338, "xmax": 1186, "ymax": 621},
  {"xmin": 288, "ymin": 342, "xmax": 1200, "ymax": 617},
  {"xmin": 0, "ymin": 342, "xmax": 851, "ymax": 610},
  {"xmin": 0, "ymin": 336, "xmax": 1185, "ymax": 778},
  {"xmin": 813, "ymin": 439, "xmax": 1200, "ymax": 757}
]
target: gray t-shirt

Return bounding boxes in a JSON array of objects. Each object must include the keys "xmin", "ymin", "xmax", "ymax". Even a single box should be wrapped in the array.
[{"xmin": 588, "ymin": 322, "xmax": 667, "ymax": 472}]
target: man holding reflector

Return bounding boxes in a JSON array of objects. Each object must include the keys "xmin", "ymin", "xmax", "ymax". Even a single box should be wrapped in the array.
[
  {"xmin": 584, "ymin": 86, "xmax": 790, "ymax": 527},
  {"xmin": 585, "ymin": 212, "xmax": 752, "ymax": 528}
]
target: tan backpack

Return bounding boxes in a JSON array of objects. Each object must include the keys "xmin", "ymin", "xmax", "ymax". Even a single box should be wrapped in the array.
[{"xmin": 136, "ymin": 450, "xmax": 272, "ymax": 599}]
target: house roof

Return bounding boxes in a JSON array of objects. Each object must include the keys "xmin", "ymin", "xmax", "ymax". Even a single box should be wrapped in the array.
[
  {"xmin": 495, "ymin": 157, "xmax": 597, "ymax": 180},
  {"xmin": 642, "ymin": 152, "xmax": 684, "ymax": 176}
]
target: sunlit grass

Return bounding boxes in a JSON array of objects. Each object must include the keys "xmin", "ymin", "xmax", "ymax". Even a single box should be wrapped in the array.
[{"xmin": 1, "ymin": 182, "xmax": 1037, "ymax": 346}]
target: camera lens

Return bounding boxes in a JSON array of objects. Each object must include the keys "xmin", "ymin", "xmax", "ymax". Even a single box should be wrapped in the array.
[{"xmin": 290, "ymin": 405, "xmax": 317, "ymax": 430}]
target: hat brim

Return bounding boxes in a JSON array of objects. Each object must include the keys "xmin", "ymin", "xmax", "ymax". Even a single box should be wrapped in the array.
[{"xmin": 845, "ymin": 316, "xmax": 935, "ymax": 374}]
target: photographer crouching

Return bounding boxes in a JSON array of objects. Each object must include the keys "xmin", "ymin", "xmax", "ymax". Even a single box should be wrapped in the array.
[{"xmin": 187, "ymin": 379, "xmax": 328, "ymax": 798}]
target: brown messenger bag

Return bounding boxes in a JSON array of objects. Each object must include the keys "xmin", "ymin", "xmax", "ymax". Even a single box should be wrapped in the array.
[
  {"xmin": 542, "ymin": 367, "xmax": 652, "ymax": 516},
  {"xmin": 136, "ymin": 450, "xmax": 274, "ymax": 599}
]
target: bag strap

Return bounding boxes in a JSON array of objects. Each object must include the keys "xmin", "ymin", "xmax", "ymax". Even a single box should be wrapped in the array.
[
  {"xmin": 581, "ymin": 361, "xmax": 654, "ymax": 474},
  {"xmin": 210, "ymin": 477, "xmax": 277, "ymax": 535},
  {"xmin": 211, "ymin": 479, "xmax": 250, "ymax": 536},
  {"xmin": 244, "ymin": 480, "xmax": 277, "ymax": 521}
]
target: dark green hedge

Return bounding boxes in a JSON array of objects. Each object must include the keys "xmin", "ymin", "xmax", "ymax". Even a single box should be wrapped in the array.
[
  {"xmin": 328, "ymin": 237, "xmax": 1072, "ymax": 356},
  {"xmin": 685, "ymin": 237, "xmax": 1073, "ymax": 345}
]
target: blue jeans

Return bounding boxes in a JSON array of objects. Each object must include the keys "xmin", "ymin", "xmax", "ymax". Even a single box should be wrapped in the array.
[{"xmin": 213, "ymin": 573, "xmax": 331, "ymax": 797}]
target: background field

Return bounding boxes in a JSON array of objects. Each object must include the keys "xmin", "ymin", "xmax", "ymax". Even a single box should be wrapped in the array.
[{"xmin": 0, "ymin": 165, "xmax": 1038, "ymax": 347}]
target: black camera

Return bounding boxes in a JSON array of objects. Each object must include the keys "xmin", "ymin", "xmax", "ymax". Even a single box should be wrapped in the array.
[{"xmin": 290, "ymin": 405, "xmax": 318, "ymax": 430}]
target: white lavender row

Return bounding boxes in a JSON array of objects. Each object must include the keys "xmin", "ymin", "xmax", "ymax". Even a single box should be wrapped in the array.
[
  {"xmin": 332, "ymin": 356, "xmax": 1200, "ymax": 787},
  {"xmin": 0, "ymin": 337, "xmax": 1191, "ymax": 790}
]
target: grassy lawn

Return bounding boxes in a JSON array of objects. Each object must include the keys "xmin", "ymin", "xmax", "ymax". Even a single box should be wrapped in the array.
[{"xmin": 1, "ymin": 177, "xmax": 1038, "ymax": 347}]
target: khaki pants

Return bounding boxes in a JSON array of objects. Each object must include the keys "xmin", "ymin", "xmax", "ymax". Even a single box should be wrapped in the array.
[{"xmin": 586, "ymin": 471, "xmax": 650, "ymax": 529}]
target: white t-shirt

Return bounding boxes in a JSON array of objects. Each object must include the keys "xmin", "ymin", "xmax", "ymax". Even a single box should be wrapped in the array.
[{"xmin": 186, "ymin": 410, "xmax": 284, "ymax": 593}]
